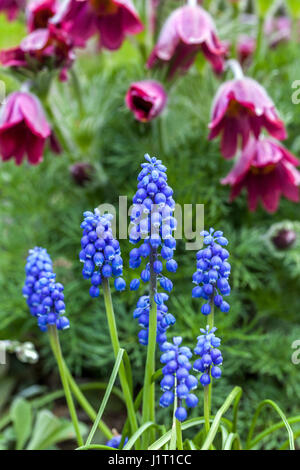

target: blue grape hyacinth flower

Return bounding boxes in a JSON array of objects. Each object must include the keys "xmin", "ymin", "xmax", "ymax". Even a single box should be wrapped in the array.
[
  {"xmin": 129, "ymin": 154, "xmax": 177, "ymax": 298},
  {"xmin": 192, "ymin": 228, "xmax": 231, "ymax": 315},
  {"xmin": 159, "ymin": 336, "xmax": 198, "ymax": 422},
  {"xmin": 23, "ymin": 247, "xmax": 70, "ymax": 332},
  {"xmin": 106, "ymin": 435, "xmax": 128, "ymax": 449},
  {"xmin": 133, "ymin": 294, "xmax": 176, "ymax": 349},
  {"xmin": 193, "ymin": 326, "xmax": 223, "ymax": 386},
  {"xmin": 79, "ymin": 209, "xmax": 126, "ymax": 297}
]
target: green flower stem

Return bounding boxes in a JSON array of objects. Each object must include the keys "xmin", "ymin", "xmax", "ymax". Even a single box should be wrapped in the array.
[
  {"xmin": 254, "ymin": 15, "xmax": 264, "ymax": 63},
  {"xmin": 102, "ymin": 278, "xmax": 140, "ymax": 448},
  {"xmin": 203, "ymin": 299, "xmax": 215, "ymax": 440},
  {"xmin": 142, "ymin": 248, "xmax": 157, "ymax": 449},
  {"xmin": 70, "ymin": 68, "xmax": 84, "ymax": 117},
  {"xmin": 175, "ymin": 417, "xmax": 183, "ymax": 451},
  {"xmin": 203, "ymin": 386, "xmax": 210, "ymax": 436},
  {"xmin": 48, "ymin": 325, "xmax": 83, "ymax": 447},
  {"xmin": 43, "ymin": 98, "xmax": 77, "ymax": 156},
  {"xmin": 63, "ymin": 362, "xmax": 113, "ymax": 440}
]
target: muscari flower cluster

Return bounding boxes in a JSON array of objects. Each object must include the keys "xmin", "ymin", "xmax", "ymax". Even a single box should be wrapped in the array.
[
  {"xmin": 22, "ymin": 247, "xmax": 69, "ymax": 332},
  {"xmin": 129, "ymin": 153, "xmax": 177, "ymax": 297},
  {"xmin": 193, "ymin": 326, "xmax": 223, "ymax": 386},
  {"xmin": 79, "ymin": 209, "xmax": 126, "ymax": 297},
  {"xmin": 133, "ymin": 294, "xmax": 176, "ymax": 349},
  {"xmin": 106, "ymin": 435, "xmax": 128, "ymax": 449},
  {"xmin": 159, "ymin": 337, "xmax": 198, "ymax": 422},
  {"xmin": 192, "ymin": 228, "xmax": 231, "ymax": 315}
]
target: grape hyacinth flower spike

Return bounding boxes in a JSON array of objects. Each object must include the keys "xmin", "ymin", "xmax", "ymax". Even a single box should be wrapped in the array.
[
  {"xmin": 193, "ymin": 326, "xmax": 223, "ymax": 386},
  {"xmin": 129, "ymin": 153, "xmax": 177, "ymax": 296},
  {"xmin": 133, "ymin": 294, "xmax": 176, "ymax": 349},
  {"xmin": 80, "ymin": 209, "xmax": 126, "ymax": 297},
  {"xmin": 23, "ymin": 247, "xmax": 70, "ymax": 331},
  {"xmin": 159, "ymin": 336, "xmax": 198, "ymax": 422},
  {"xmin": 80, "ymin": 208, "xmax": 139, "ymax": 440},
  {"xmin": 192, "ymin": 228, "xmax": 231, "ymax": 316},
  {"xmin": 23, "ymin": 247, "xmax": 84, "ymax": 446},
  {"xmin": 130, "ymin": 153, "xmax": 177, "ymax": 447}
]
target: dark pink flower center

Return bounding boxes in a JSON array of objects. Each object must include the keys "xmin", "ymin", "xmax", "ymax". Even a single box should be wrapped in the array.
[
  {"xmin": 33, "ymin": 8, "xmax": 55, "ymax": 29},
  {"xmin": 90, "ymin": 0, "xmax": 118, "ymax": 15},
  {"xmin": 132, "ymin": 95, "xmax": 153, "ymax": 117},
  {"xmin": 250, "ymin": 164, "xmax": 276, "ymax": 175}
]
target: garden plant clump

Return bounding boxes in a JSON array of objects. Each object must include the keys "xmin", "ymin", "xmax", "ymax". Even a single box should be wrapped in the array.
[{"xmin": 0, "ymin": 0, "xmax": 300, "ymax": 452}]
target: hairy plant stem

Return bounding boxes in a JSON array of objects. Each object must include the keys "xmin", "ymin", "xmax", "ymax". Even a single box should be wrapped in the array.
[
  {"xmin": 102, "ymin": 278, "xmax": 140, "ymax": 448},
  {"xmin": 48, "ymin": 325, "xmax": 83, "ymax": 447},
  {"xmin": 142, "ymin": 247, "xmax": 157, "ymax": 449},
  {"xmin": 63, "ymin": 362, "xmax": 113, "ymax": 439}
]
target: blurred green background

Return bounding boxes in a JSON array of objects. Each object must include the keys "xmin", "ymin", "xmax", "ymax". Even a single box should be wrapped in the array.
[{"xmin": 0, "ymin": 0, "xmax": 300, "ymax": 449}]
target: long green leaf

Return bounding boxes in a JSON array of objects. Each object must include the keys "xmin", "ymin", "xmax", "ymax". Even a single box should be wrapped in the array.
[
  {"xmin": 85, "ymin": 348, "xmax": 124, "ymax": 446},
  {"xmin": 11, "ymin": 398, "xmax": 32, "ymax": 450},
  {"xmin": 120, "ymin": 369, "xmax": 163, "ymax": 448},
  {"xmin": 223, "ymin": 433, "xmax": 242, "ymax": 450},
  {"xmin": 122, "ymin": 350, "xmax": 133, "ymax": 396},
  {"xmin": 77, "ymin": 444, "xmax": 118, "ymax": 450},
  {"xmin": 149, "ymin": 417, "xmax": 205, "ymax": 450},
  {"xmin": 246, "ymin": 399, "xmax": 295, "ymax": 450},
  {"xmin": 249, "ymin": 415, "xmax": 300, "ymax": 449},
  {"xmin": 149, "ymin": 415, "xmax": 233, "ymax": 450},
  {"xmin": 123, "ymin": 422, "xmax": 160, "ymax": 450},
  {"xmin": 201, "ymin": 386, "xmax": 242, "ymax": 450},
  {"xmin": 280, "ymin": 430, "xmax": 300, "ymax": 450}
]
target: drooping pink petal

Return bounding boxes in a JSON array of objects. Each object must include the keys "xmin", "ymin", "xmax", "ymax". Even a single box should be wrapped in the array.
[
  {"xmin": 209, "ymin": 77, "xmax": 286, "ymax": 158},
  {"xmin": 220, "ymin": 118, "xmax": 239, "ymax": 159},
  {"xmin": 115, "ymin": 0, "xmax": 144, "ymax": 34},
  {"xmin": 97, "ymin": 11, "xmax": 124, "ymax": 50},
  {"xmin": 147, "ymin": 4, "xmax": 224, "ymax": 77},
  {"xmin": 0, "ymin": 91, "xmax": 52, "ymax": 165},
  {"xmin": 222, "ymin": 136, "xmax": 300, "ymax": 212}
]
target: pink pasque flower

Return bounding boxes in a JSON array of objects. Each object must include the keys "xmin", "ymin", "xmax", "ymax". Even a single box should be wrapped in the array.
[
  {"xmin": 237, "ymin": 35, "xmax": 256, "ymax": 66},
  {"xmin": 147, "ymin": 4, "xmax": 226, "ymax": 78},
  {"xmin": 0, "ymin": 0, "xmax": 25, "ymax": 20},
  {"xmin": 0, "ymin": 91, "xmax": 51, "ymax": 165},
  {"xmin": 0, "ymin": 25, "xmax": 75, "ymax": 81},
  {"xmin": 125, "ymin": 80, "xmax": 167, "ymax": 122},
  {"xmin": 26, "ymin": 0, "xmax": 57, "ymax": 32},
  {"xmin": 264, "ymin": 16, "xmax": 292, "ymax": 48},
  {"xmin": 208, "ymin": 77, "xmax": 286, "ymax": 159},
  {"xmin": 222, "ymin": 137, "xmax": 300, "ymax": 213},
  {"xmin": 52, "ymin": 0, "xmax": 143, "ymax": 49}
]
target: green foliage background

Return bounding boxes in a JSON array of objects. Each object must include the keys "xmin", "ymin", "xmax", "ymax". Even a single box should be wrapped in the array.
[{"xmin": 0, "ymin": 1, "xmax": 300, "ymax": 449}]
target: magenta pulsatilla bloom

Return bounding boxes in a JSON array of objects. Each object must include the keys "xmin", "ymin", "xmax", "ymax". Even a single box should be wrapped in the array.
[
  {"xmin": 208, "ymin": 77, "xmax": 286, "ymax": 159},
  {"xmin": 0, "ymin": 0, "xmax": 25, "ymax": 20},
  {"xmin": 264, "ymin": 16, "xmax": 292, "ymax": 48},
  {"xmin": 0, "ymin": 91, "xmax": 52, "ymax": 165},
  {"xmin": 125, "ymin": 80, "xmax": 167, "ymax": 122},
  {"xmin": 237, "ymin": 35, "xmax": 256, "ymax": 66},
  {"xmin": 222, "ymin": 137, "xmax": 300, "ymax": 213},
  {"xmin": 52, "ymin": 0, "xmax": 143, "ymax": 49},
  {"xmin": 26, "ymin": 0, "xmax": 58, "ymax": 32},
  {"xmin": 147, "ymin": 4, "xmax": 226, "ymax": 78},
  {"xmin": 0, "ymin": 25, "xmax": 75, "ymax": 81}
]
